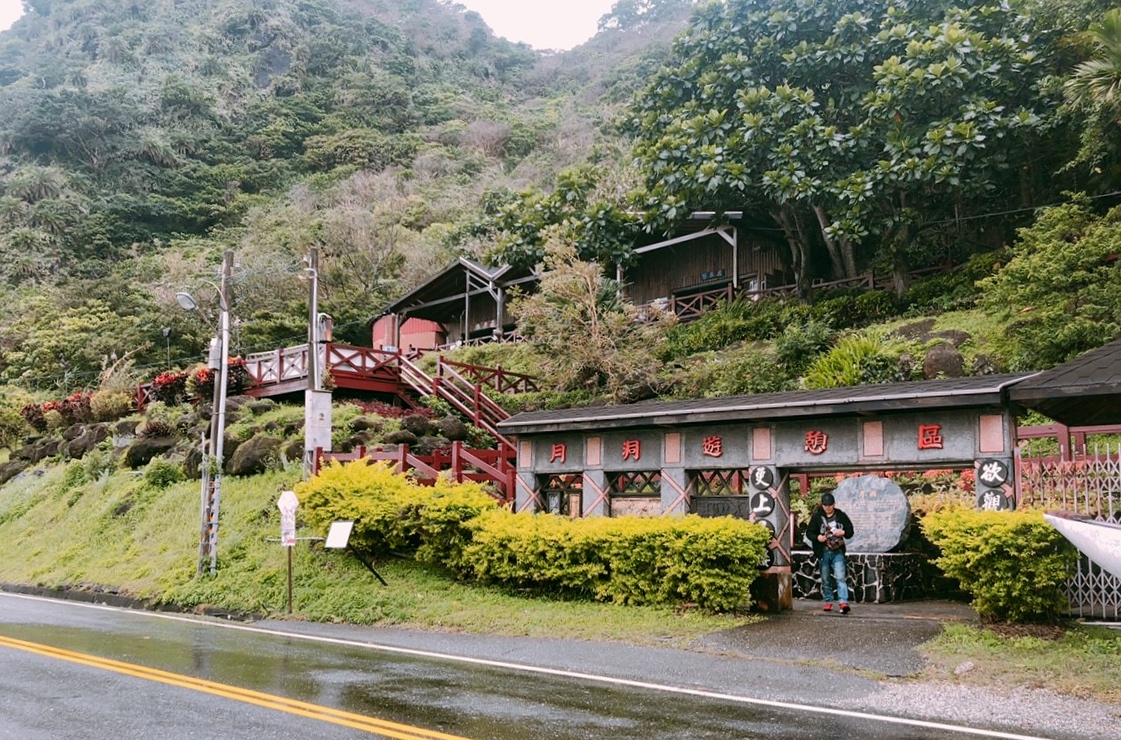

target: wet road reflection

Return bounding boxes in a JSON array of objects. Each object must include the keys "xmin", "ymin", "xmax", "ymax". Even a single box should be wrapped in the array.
[{"xmin": 0, "ymin": 594, "xmax": 1030, "ymax": 739}]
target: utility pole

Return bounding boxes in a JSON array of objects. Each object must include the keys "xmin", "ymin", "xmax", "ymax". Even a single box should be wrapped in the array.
[
  {"xmin": 304, "ymin": 248, "xmax": 332, "ymax": 479},
  {"xmin": 307, "ymin": 247, "xmax": 319, "ymax": 393},
  {"xmin": 197, "ymin": 250, "xmax": 233, "ymax": 576}
]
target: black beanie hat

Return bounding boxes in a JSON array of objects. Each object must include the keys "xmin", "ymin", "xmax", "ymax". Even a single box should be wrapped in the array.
[{"xmin": 821, "ymin": 493, "xmax": 835, "ymax": 505}]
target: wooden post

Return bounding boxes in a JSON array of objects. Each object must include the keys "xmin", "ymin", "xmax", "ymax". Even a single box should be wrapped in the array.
[{"xmin": 286, "ymin": 544, "xmax": 293, "ymax": 614}]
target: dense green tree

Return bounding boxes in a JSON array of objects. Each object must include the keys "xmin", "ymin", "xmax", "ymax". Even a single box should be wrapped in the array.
[
  {"xmin": 626, "ymin": 0, "xmax": 1069, "ymax": 299},
  {"xmin": 979, "ymin": 197, "xmax": 1121, "ymax": 369},
  {"xmin": 460, "ymin": 165, "xmax": 643, "ymax": 270}
]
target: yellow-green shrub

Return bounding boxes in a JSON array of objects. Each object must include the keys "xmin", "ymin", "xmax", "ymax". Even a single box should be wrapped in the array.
[
  {"xmin": 411, "ymin": 476, "xmax": 502, "ymax": 569},
  {"xmin": 463, "ymin": 511, "xmax": 771, "ymax": 612},
  {"xmin": 89, "ymin": 390, "xmax": 133, "ymax": 422},
  {"xmin": 297, "ymin": 460, "xmax": 499, "ymax": 560},
  {"xmin": 297, "ymin": 460, "xmax": 428, "ymax": 554},
  {"xmin": 922, "ymin": 506, "xmax": 1076, "ymax": 623}
]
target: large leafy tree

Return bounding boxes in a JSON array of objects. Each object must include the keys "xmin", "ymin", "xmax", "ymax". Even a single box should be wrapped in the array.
[
  {"xmin": 626, "ymin": 0, "xmax": 1066, "ymax": 299},
  {"xmin": 458, "ymin": 165, "xmax": 644, "ymax": 271}
]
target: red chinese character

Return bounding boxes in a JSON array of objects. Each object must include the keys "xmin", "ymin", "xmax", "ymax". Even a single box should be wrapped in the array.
[
  {"xmin": 549, "ymin": 443, "xmax": 566, "ymax": 463},
  {"xmin": 918, "ymin": 424, "xmax": 943, "ymax": 450},
  {"xmin": 804, "ymin": 430, "xmax": 828, "ymax": 455},
  {"xmin": 702, "ymin": 435, "xmax": 723, "ymax": 458},
  {"xmin": 622, "ymin": 439, "xmax": 641, "ymax": 460}
]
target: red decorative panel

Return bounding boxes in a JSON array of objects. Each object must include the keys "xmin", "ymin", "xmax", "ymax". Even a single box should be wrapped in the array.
[
  {"xmin": 753, "ymin": 427, "xmax": 772, "ymax": 460},
  {"xmin": 863, "ymin": 421, "xmax": 884, "ymax": 457},
  {"xmin": 979, "ymin": 414, "xmax": 1005, "ymax": 453}
]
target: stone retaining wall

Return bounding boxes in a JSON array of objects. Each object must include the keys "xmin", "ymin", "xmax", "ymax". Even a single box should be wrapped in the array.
[{"xmin": 792, "ymin": 551, "xmax": 926, "ymax": 603}]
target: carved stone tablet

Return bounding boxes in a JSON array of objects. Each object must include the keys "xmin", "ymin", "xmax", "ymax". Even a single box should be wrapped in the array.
[{"xmin": 831, "ymin": 475, "xmax": 910, "ymax": 553}]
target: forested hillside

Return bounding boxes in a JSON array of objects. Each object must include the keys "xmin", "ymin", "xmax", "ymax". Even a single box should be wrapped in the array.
[
  {"xmin": 0, "ymin": 0, "xmax": 1119, "ymax": 418},
  {"xmin": 0, "ymin": 0, "xmax": 692, "ymax": 391}
]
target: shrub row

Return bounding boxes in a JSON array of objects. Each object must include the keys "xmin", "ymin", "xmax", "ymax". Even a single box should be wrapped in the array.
[
  {"xmin": 459, "ymin": 509, "xmax": 771, "ymax": 611},
  {"xmin": 921, "ymin": 507, "xmax": 1077, "ymax": 623},
  {"xmin": 297, "ymin": 460, "xmax": 771, "ymax": 611}
]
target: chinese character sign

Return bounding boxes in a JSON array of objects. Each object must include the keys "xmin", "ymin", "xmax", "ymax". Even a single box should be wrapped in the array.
[
  {"xmin": 702, "ymin": 435, "xmax": 723, "ymax": 458},
  {"xmin": 750, "ymin": 466, "xmax": 775, "ymax": 490},
  {"xmin": 978, "ymin": 459, "xmax": 1010, "ymax": 486},
  {"xmin": 804, "ymin": 430, "xmax": 828, "ymax": 455},
  {"xmin": 622, "ymin": 439, "xmax": 641, "ymax": 461},
  {"xmin": 549, "ymin": 443, "xmax": 566, "ymax": 463},
  {"xmin": 917, "ymin": 424, "xmax": 943, "ymax": 450}
]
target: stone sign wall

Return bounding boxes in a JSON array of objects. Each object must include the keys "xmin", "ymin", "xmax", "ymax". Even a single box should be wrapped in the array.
[{"xmin": 829, "ymin": 475, "xmax": 910, "ymax": 552}]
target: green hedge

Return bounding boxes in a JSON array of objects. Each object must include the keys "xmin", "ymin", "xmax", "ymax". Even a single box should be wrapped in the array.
[
  {"xmin": 297, "ymin": 460, "xmax": 498, "ymax": 558},
  {"xmin": 298, "ymin": 460, "xmax": 771, "ymax": 612},
  {"xmin": 460, "ymin": 510, "xmax": 771, "ymax": 611},
  {"xmin": 921, "ymin": 507, "xmax": 1077, "ymax": 623}
]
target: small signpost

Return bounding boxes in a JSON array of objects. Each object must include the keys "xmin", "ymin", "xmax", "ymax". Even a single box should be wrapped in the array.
[
  {"xmin": 326, "ymin": 520, "xmax": 387, "ymax": 586},
  {"xmin": 277, "ymin": 490, "xmax": 299, "ymax": 613}
]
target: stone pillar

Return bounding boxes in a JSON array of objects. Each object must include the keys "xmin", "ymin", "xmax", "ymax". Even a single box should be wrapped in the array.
[{"xmin": 750, "ymin": 465, "xmax": 792, "ymax": 611}]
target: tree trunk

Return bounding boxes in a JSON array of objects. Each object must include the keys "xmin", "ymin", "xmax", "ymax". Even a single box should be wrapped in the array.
[
  {"xmin": 841, "ymin": 235, "xmax": 857, "ymax": 280},
  {"xmin": 813, "ymin": 205, "xmax": 846, "ymax": 280},
  {"xmin": 890, "ymin": 222, "xmax": 912, "ymax": 299},
  {"xmin": 773, "ymin": 206, "xmax": 814, "ymax": 303}
]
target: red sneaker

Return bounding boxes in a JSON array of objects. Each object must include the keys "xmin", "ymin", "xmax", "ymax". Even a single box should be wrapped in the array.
[
  {"xmin": 822, "ymin": 603, "xmax": 833, "ymax": 612},
  {"xmin": 839, "ymin": 603, "xmax": 850, "ymax": 614}
]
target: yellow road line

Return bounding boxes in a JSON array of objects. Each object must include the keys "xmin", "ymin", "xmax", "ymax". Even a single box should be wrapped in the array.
[{"xmin": 0, "ymin": 634, "xmax": 473, "ymax": 740}]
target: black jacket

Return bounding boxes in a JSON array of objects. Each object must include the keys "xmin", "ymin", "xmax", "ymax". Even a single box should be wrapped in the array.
[{"xmin": 807, "ymin": 507, "xmax": 855, "ymax": 558}]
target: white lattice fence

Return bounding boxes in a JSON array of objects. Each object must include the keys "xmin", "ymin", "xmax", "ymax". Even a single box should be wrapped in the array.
[{"xmin": 1018, "ymin": 445, "xmax": 1121, "ymax": 619}]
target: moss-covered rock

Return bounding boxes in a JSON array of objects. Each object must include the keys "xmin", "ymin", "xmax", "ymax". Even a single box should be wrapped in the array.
[{"xmin": 226, "ymin": 435, "xmax": 284, "ymax": 476}]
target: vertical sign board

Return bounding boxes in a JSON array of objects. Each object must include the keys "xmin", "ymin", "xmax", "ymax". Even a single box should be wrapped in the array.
[
  {"xmin": 304, "ymin": 389, "xmax": 334, "ymax": 474},
  {"xmin": 278, "ymin": 490, "xmax": 299, "ymax": 546}
]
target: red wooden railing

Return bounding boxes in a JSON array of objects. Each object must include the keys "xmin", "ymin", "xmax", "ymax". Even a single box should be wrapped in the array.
[
  {"xmin": 314, "ymin": 441, "xmax": 517, "ymax": 502},
  {"xmin": 439, "ymin": 358, "xmax": 538, "ymax": 394},
  {"xmin": 240, "ymin": 344, "xmax": 523, "ymax": 455}
]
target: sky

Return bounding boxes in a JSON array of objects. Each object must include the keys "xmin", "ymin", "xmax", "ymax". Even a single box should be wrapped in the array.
[
  {"xmin": 0, "ymin": 1, "xmax": 21, "ymax": 33},
  {"xmin": 0, "ymin": 2, "xmax": 618, "ymax": 49},
  {"xmin": 457, "ymin": 0, "xmax": 616, "ymax": 49}
]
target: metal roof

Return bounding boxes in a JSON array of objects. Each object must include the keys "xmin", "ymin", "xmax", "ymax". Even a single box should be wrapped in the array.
[
  {"xmin": 499, "ymin": 374, "xmax": 1033, "ymax": 435},
  {"xmin": 1008, "ymin": 337, "xmax": 1121, "ymax": 425},
  {"xmin": 383, "ymin": 258, "xmax": 536, "ymax": 322}
]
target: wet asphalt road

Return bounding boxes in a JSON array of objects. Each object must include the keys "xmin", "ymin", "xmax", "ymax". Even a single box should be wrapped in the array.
[{"xmin": 0, "ymin": 591, "xmax": 1110, "ymax": 739}]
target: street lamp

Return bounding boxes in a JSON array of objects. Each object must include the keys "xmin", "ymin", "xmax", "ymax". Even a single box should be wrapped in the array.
[{"xmin": 177, "ymin": 250, "xmax": 233, "ymax": 577}]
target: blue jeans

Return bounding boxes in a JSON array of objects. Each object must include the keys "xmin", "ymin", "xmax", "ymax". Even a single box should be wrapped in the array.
[{"xmin": 820, "ymin": 550, "xmax": 849, "ymax": 603}]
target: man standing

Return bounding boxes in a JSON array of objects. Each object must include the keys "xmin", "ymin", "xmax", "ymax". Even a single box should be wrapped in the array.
[{"xmin": 808, "ymin": 492, "xmax": 855, "ymax": 614}]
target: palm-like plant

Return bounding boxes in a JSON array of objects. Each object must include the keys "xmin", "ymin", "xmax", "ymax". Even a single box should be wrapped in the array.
[{"xmin": 1065, "ymin": 9, "xmax": 1121, "ymax": 118}]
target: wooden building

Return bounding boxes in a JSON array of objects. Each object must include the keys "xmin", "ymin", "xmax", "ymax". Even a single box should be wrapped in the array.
[
  {"xmin": 382, "ymin": 213, "xmax": 790, "ymax": 346},
  {"xmin": 620, "ymin": 211, "xmax": 789, "ymax": 314},
  {"xmin": 381, "ymin": 258, "xmax": 538, "ymax": 349}
]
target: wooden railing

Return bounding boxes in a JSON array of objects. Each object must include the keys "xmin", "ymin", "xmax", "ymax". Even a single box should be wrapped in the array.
[
  {"xmin": 391, "ymin": 354, "xmax": 515, "ymax": 453},
  {"xmin": 635, "ymin": 264, "xmax": 959, "ymax": 325},
  {"xmin": 315, "ymin": 442, "xmax": 517, "ymax": 502},
  {"xmin": 243, "ymin": 344, "xmax": 311, "ymax": 386},
  {"xmin": 439, "ymin": 358, "xmax": 538, "ymax": 394},
  {"xmin": 669, "ymin": 284, "xmax": 736, "ymax": 322},
  {"xmin": 1017, "ymin": 423, "xmax": 1121, "ymax": 463}
]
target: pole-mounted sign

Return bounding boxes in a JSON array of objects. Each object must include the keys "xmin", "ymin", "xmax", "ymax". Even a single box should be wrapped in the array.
[{"xmin": 278, "ymin": 490, "xmax": 299, "ymax": 546}]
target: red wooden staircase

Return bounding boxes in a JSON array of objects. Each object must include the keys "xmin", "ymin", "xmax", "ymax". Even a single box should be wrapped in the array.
[{"xmin": 237, "ymin": 344, "xmax": 534, "ymax": 500}]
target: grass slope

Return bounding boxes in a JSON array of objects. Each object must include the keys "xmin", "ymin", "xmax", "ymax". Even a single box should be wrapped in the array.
[{"xmin": 0, "ymin": 461, "xmax": 747, "ymax": 648}]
